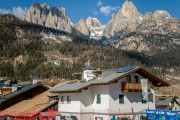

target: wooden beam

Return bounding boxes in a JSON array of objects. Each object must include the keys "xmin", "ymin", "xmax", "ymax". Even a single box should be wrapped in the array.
[{"xmin": 52, "ymin": 90, "xmax": 82, "ymax": 93}]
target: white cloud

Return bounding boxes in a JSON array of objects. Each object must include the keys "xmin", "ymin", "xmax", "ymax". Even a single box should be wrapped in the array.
[
  {"xmin": 97, "ymin": 0, "xmax": 103, "ymax": 7},
  {"xmin": 100, "ymin": 6, "xmax": 120, "ymax": 16},
  {"xmin": 0, "ymin": 6, "xmax": 28, "ymax": 19}
]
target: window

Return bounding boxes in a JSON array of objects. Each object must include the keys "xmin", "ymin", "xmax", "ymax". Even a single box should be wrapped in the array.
[
  {"xmin": 95, "ymin": 117, "xmax": 103, "ymax": 120},
  {"xmin": 96, "ymin": 94, "xmax": 101, "ymax": 104},
  {"xmin": 134, "ymin": 76, "xmax": 138, "ymax": 82},
  {"xmin": 119, "ymin": 94, "xmax": 124, "ymax": 104},
  {"xmin": 60, "ymin": 96, "xmax": 64, "ymax": 103},
  {"xmin": 67, "ymin": 96, "xmax": 71, "ymax": 103},
  {"xmin": 126, "ymin": 75, "xmax": 131, "ymax": 82}
]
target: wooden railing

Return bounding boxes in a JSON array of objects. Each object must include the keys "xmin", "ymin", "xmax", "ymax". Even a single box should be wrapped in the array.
[{"xmin": 121, "ymin": 82, "xmax": 151, "ymax": 92}]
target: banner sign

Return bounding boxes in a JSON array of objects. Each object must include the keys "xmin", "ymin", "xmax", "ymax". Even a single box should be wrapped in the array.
[
  {"xmin": 146, "ymin": 110, "xmax": 156, "ymax": 120},
  {"xmin": 146, "ymin": 110, "xmax": 180, "ymax": 120},
  {"xmin": 141, "ymin": 79, "xmax": 148, "ymax": 103}
]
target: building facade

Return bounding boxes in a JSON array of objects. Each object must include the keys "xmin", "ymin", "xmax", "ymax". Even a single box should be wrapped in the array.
[{"xmin": 51, "ymin": 66, "xmax": 169, "ymax": 120}]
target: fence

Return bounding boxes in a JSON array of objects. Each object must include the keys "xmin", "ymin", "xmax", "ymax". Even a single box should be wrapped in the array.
[
  {"xmin": 0, "ymin": 113, "xmax": 39, "ymax": 120},
  {"xmin": 0, "ymin": 109, "xmax": 57, "ymax": 120},
  {"xmin": 60, "ymin": 108, "xmax": 136, "ymax": 120}
]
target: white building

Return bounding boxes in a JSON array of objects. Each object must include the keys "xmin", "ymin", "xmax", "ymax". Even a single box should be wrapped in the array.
[{"xmin": 51, "ymin": 66, "xmax": 169, "ymax": 120}]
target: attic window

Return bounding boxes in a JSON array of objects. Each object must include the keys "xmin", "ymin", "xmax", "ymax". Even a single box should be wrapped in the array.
[
  {"xmin": 134, "ymin": 76, "xmax": 138, "ymax": 82},
  {"xmin": 126, "ymin": 75, "xmax": 131, "ymax": 82}
]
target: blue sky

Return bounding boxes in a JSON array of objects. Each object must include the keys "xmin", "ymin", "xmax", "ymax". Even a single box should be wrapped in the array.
[{"xmin": 0, "ymin": 0, "xmax": 180, "ymax": 25}]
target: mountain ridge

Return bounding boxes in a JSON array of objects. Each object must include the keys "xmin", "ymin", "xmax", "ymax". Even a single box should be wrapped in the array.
[
  {"xmin": 1, "ymin": 14, "xmax": 180, "ymax": 84},
  {"xmin": 23, "ymin": 1, "xmax": 180, "ymax": 54}
]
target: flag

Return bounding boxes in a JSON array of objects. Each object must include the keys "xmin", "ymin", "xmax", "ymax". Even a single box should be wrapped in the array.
[{"xmin": 141, "ymin": 79, "xmax": 148, "ymax": 103}]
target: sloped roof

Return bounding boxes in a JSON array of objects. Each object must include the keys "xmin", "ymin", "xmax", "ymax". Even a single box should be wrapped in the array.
[
  {"xmin": 0, "ymin": 83, "xmax": 49, "ymax": 103},
  {"xmin": 156, "ymin": 97, "xmax": 174, "ymax": 106},
  {"xmin": 0, "ymin": 81, "xmax": 70, "ymax": 116},
  {"xmin": 51, "ymin": 66, "xmax": 170, "ymax": 93},
  {"xmin": 156, "ymin": 97, "xmax": 176, "ymax": 110}
]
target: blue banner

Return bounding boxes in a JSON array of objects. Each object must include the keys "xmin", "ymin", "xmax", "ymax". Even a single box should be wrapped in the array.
[
  {"xmin": 166, "ymin": 111, "xmax": 177, "ymax": 120},
  {"xmin": 146, "ymin": 110, "xmax": 156, "ymax": 120},
  {"xmin": 146, "ymin": 110, "xmax": 180, "ymax": 120}
]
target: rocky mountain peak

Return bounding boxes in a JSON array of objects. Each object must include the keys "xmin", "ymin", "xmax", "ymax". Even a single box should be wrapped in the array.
[
  {"xmin": 32, "ymin": 3, "xmax": 41, "ymax": 9},
  {"xmin": 59, "ymin": 7, "xmax": 66, "ymax": 18},
  {"xmin": 24, "ymin": 4, "xmax": 72, "ymax": 33},
  {"xmin": 86, "ymin": 16, "xmax": 102, "ymax": 28},
  {"xmin": 121, "ymin": 0, "xmax": 140, "ymax": 22},
  {"xmin": 135, "ymin": 12, "xmax": 161, "ymax": 34},
  {"xmin": 24, "ymin": 2, "xmax": 180, "ymax": 46},
  {"xmin": 153, "ymin": 10, "xmax": 171, "ymax": 25},
  {"xmin": 75, "ymin": 19, "xmax": 90, "ymax": 37},
  {"xmin": 50, "ymin": 7, "xmax": 59, "ymax": 16},
  {"xmin": 142, "ymin": 12, "xmax": 155, "ymax": 22},
  {"xmin": 86, "ymin": 17, "xmax": 104, "ymax": 40},
  {"xmin": 154, "ymin": 10, "xmax": 171, "ymax": 17},
  {"xmin": 103, "ymin": 0, "xmax": 141, "ymax": 39}
]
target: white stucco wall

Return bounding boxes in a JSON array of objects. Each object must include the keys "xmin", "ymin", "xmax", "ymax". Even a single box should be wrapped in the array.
[
  {"xmin": 92, "ymin": 85, "xmax": 109, "ymax": 110},
  {"xmin": 58, "ymin": 93, "xmax": 81, "ymax": 113},
  {"xmin": 58, "ymin": 72, "xmax": 156, "ymax": 120}
]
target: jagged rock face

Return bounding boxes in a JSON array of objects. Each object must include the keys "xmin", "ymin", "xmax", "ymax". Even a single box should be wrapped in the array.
[
  {"xmin": 115, "ymin": 35, "xmax": 151, "ymax": 53},
  {"xmin": 59, "ymin": 7, "xmax": 66, "ymax": 19},
  {"xmin": 115, "ymin": 11, "xmax": 180, "ymax": 54},
  {"xmin": 86, "ymin": 17, "xmax": 102, "ymax": 28},
  {"xmin": 102, "ymin": 1, "xmax": 180, "ymax": 54},
  {"xmin": 103, "ymin": 1, "xmax": 142, "ymax": 39},
  {"xmin": 56, "ymin": 7, "xmax": 72, "ymax": 33},
  {"xmin": 86, "ymin": 17, "xmax": 104, "ymax": 40},
  {"xmin": 121, "ymin": 1, "xmax": 141, "ymax": 24},
  {"xmin": 24, "ymin": 4, "xmax": 72, "ymax": 33},
  {"xmin": 24, "ymin": 2, "xmax": 180, "ymax": 54},
  {"xmin": 75, "ymin": 19, "xmax": 90, "ymax": 37},
  {"xmin": 153, "ymin": 10, "xmax": 171, "ymax": 25},
  {"xmin": 136, "ymin": 13, "xmax": 161, "ymax": 35},
  {"xmin": 153, "ymin": 10, "xmax": 180, "ymax": 34}
]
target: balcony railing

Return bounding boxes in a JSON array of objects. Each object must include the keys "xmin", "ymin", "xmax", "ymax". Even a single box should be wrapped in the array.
[{"xmin": 121, "ymin": 82, "xmax": 151, "ymax": 92}]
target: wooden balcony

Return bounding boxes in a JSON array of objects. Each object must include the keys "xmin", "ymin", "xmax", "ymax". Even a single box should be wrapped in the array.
[{"xmin": 121, "ymin": 82, "xmax": 151, "ymax": 92}]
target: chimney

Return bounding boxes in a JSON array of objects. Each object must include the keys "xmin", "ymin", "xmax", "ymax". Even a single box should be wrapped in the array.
[
  {"xmin": 82, "ymin": 69, "xmax": 95, "ymax": 81},
  {"xmin": 32, "ymin": 77, "xmax": 38, "ymax": 85},
  {"xmin": 82, "ymin": 60, "xmax": 96, "ymax": 81},
  {"xmin": 12, "ymin": 86, "xmax": 18, "ymax": 92}
]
